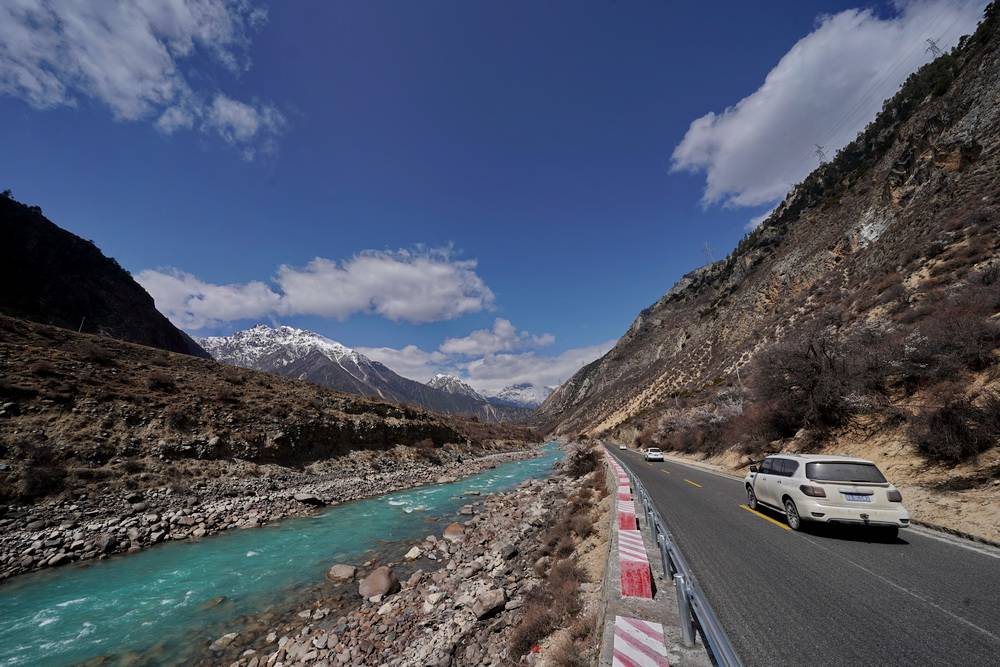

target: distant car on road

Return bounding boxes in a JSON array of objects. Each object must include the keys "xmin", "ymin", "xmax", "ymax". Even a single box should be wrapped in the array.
[
  {"xmin": 618, "ymin": 444, "xmax": 627, "ymax": 450},
  {"xmin": 745, "ymin": 454, "xmax": 909, "ymax": 536},
  {"xmin": 644, "ymin": 447, "xmax": 664, "ymax": 462}
]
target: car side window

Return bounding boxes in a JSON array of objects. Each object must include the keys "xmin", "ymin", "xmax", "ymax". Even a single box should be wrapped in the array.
[
  {"xmin": 771, "ymin": 459, "xmax": 797, "ymax": 477},
  {"xmin": 760, "ymin": 459, "xmax": 773, "ymax": 474}
]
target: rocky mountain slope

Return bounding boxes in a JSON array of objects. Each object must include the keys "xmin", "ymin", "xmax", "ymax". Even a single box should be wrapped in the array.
[
  {"xmin": 0, "ymin": 193, "xmax": 208, "ymax": 358},
  {"xmin": 538, "ymin": 5, "xmax": 999, "ymax": 518},
  {"xmin": 0, "ymin": 315, "xmax": 538, "ymax": 509},
  {"xmin": 199, "ymin": 326, "xmax": 534, "ymax": 423}
]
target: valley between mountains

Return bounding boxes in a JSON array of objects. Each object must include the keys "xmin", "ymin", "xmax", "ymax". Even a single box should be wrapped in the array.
[{"xmin": 0, "ymin": 4, "xmax": 999, "ymax": 667}]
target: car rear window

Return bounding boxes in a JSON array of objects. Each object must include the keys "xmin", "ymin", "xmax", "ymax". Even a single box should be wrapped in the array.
[{"xmin": 806, "ymin": 462, "xmax": 887, "ymax": 483}]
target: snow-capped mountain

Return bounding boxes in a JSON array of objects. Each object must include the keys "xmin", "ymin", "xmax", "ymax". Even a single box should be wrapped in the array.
[
  {"xmin": 199, "ymin": 324, "xmax": 363, "ymax": 371},
  {"xmin": 198, "ymin": 325, "xmax": 534, "ymax": 422},
  {"xmin": 427, "ymin": 374, "xmax": 486, "ymax": 401},
  {"xmin": 489, "ymin": 383, "xmax": 554, "ymax": 408}
]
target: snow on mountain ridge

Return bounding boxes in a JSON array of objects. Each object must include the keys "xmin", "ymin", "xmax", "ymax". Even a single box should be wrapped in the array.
[
  {"xmin": 426, "ymin": 374, "xmax": 485, "ymax": 400},
  {"xmin": 198, "ymin": 324, "xmax": 364, "ymax": 370},
  {"xmin": 489, "ymin": 382, "xmax": 553, "ymax": 408}
]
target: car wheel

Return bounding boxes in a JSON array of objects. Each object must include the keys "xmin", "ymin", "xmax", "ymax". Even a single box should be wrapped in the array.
[
  {"xmin": 784, "ymin": 498, "xmax": 802, "ymax": 531},
  {"xmin": 747, "ymin": 486, "xmax": 758, "ymax": 510}
]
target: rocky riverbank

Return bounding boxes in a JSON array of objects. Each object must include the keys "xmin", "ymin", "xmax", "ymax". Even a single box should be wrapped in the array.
[
  {"xmin": 0, "ymin": 443, "xmax": 539, "ymax": 582},
  {"xmin": 204, "ymin": 446, "xmax": 607, "ymax": 667}
]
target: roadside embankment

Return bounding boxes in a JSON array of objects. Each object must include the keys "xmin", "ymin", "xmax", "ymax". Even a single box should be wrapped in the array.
[{"xmin": 208, "ymin": 445, "xmax": 608, "ymax": 667}]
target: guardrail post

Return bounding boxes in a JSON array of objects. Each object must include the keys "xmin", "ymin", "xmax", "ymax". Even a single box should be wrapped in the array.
[
  {"xmin": 674, "ymin": 574, "xmax": 696, "ymax": 648},
  {"xmin": 657, "ymin": 533, "xmax": 672, "ymax": 579}
]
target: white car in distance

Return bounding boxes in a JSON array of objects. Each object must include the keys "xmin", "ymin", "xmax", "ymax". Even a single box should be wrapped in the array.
[
  {"xmin": 644, "ymin": 448, "xmax": 664, "ymax": 462},
  {"xmin": 745, "ymin": 454, "xmax": 909, "ymax": 537}
]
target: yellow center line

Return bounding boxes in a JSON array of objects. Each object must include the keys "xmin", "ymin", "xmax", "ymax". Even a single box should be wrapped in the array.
[
  {"xmin": 661, "ymin": 469, "xmax": 671, "ymax": 474},
  {"xmin": 739, "ymin": 504, "xmax": 791, "ymax": 531},
  {"xmin": 683, "ymin": 479, "xmax": 702, "ymax": 488}
]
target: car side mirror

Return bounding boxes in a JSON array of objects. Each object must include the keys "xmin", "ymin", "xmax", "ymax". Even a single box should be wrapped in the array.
[{"xmin": 749, "ymin": 464, "xmax": 758, "ymax": 473}]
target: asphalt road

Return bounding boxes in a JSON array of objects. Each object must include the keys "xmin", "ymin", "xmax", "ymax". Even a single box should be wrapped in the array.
[{"xmin": 608, "ymin": 448, "xmax": 1000, "ymax": 667}]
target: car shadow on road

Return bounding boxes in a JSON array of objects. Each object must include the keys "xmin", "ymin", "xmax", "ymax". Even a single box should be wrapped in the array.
[
  {"xmin": 801, "ymin": 522, "xmax": 910, "ymax": 545},
  {"xmin": 757, "ymin": 507, "xmax": 910, "ymax": 545}
]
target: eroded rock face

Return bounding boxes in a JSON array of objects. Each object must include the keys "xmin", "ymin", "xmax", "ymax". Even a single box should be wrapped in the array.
[
  {"xmin": 358, "ymin": 566, "xmax": 400, "ymax": 599},
  {"xmin": 535, "ymin": 13, "xmax": 1000, "ymax": 441}
]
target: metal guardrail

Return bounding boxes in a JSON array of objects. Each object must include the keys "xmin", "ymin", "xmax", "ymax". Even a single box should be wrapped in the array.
[{"xmin": 626, "ymin": 464, "xmax": 744, "ymax": 667}]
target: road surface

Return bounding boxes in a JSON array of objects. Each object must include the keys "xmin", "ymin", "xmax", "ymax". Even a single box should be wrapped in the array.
[{"xmin": 609, "ymin": 448, "xmax": 1000, "ymax": 666}]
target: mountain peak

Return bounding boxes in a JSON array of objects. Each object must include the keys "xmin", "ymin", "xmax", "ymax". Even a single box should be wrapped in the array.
[
  {"xmin": 198, "ymin": 324, "xmax": 361, "ymax": 369},
  {"xmin": 427, "ymin": 374, "xmax": 483, "ymax": 399}
]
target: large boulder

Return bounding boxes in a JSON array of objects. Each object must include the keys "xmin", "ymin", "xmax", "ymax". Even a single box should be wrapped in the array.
[
  {"xmin": 327, "ymin": 563, "xmax": 357, "ymax": 582},
  {"xmin": 358, "ymin": 566, "xmax": 400, "ymax": 598},
  {"xmin": 471, "ymin": 588, "xmax": 506, "ymax": 619},
  {"xmin": 293, "ymin": 493, "xmax": 325, "ymax": 506},
  {"xmin": 443, "ymin": 522, "xmax": 465, "ymax": 543}
]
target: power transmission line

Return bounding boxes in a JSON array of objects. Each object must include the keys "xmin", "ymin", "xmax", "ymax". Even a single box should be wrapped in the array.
[{"xmin": 926, "ymin": 37, "xmax": 943, "ymax": 56}]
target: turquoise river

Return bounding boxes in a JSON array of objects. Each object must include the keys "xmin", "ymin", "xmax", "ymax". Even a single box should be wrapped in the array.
[{"xmin": 0, "ymin": 443, "xmax": 563, "ymax": 666}]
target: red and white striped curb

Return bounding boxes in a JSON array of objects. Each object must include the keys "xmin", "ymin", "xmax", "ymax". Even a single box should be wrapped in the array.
[
  {"xmin": 618, "ymin": 498, "xmax": 637, "ymax": 530},
  {"xmin": 619, "ymin": 529, "xmax": 654, "ymax": 598},
  {"xmin": 617, "ymin": 485, "xmax": 633, "ymax": 501},
  {"xmin": 612, "ymin": 616, "xmax": 670, "ymax": 667}
]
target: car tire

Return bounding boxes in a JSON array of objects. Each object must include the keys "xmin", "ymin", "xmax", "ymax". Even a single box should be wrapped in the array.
[
  {"xmin": 784, "ymin": 498, "xmax": 803, "ymax": 531},
  {"xmin": 747, "ymin": 486, "xmax": 758, "ymax": 510}
]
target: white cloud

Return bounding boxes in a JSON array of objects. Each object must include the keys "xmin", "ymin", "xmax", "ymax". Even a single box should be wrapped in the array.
[
  {"xmin": 0, "ymin": 0, "xmax": 284, "ymax": 159},
  {"xmin": 356, "ymin": 345, "xmax": 449, "ymax": 382},
  {"xmin": 136, "ymin": 268, "xmax": 282, "ymax": 330},
  {"xmin": 356, "ymin": 336, "xmax": 614, "ymax": 394},
  {"xmin": 439, "ymin": 318, "xmax": 554, "ymax": 356},
  {"xmin": 460, "ymin": 341, "xmax": 615, "ymax": 394},
  {"xmin": 671, "ymin": 0, "xmax": 985, "ymax": 208},
  {"xmin": 138, "ymin": 247, "xmax": 496, "ymax": 329},
  {"xmin": 275, "ymin": 249, "xmax": 495, "ymax": 323}
]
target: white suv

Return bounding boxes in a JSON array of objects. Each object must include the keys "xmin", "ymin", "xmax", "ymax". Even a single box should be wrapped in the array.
[
  {"xmin": 744, "ymin": 454, "xmax": 909, "ymax": 537},
  {"xmin": 644, "ymin": 448, "xmax": 664, "ymax": 462}
]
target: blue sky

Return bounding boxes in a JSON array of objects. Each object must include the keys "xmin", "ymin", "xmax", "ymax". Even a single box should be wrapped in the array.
[{"xmin": 0, "ymin": 1, "xmax": 985, "ymax": 392}]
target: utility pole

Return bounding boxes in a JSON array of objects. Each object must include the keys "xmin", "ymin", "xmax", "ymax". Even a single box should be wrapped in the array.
[
  {"xmin": 815, "ymin": 144, "xmax": 827, "ymax": 164},
  {"xmin": 926, "ymin": 38, "xmax": 943, "ymax": 57}
]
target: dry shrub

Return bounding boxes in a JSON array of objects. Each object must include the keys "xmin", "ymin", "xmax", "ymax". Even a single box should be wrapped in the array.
[
  {"xmin": 548, "ymin": 632, "xmax": 590, "ymax": 667},
  {"xmin": 568, "ymin": 513, "xmax": 593, "ymax": 539},
  {"xmin": 564, "ymin": 447, "xmax": 598, "ymax": 478},
  {"xmin": 909, "ymin": 391, "xmax": 1000, "ymax": 462},
  {"xmin": 509, "ymin": 560, "xmax": 586, "ymax": 659},
  {"xmin": 146, "ymin": 370, "xmax": 176, "ymax": 391},
  {"xmin": 78, "ymin": 341, "xmax": 114, "ymax": 365},
  {"xmin": 213, "ymin": 385, "xmax": 239, "ymax": 403},
  {"xmin": 30, "ymin": 361, "xmax": 58, "ymax": 377},
  {"xmin": 164, "ymin": 404, "xmax": 192, "ymax": 431},
  {"xmin": 14, "ymin": 443, "xmax": 66, "ymax": 501},
  {"xmin": 508, "ymin": 590, "xmax": 558, "ymax": 658}
]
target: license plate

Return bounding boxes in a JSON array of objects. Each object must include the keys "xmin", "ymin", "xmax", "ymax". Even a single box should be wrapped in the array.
[{"xmin": 843, "ymin": 493, "xmax": 871, "ymax": 502}]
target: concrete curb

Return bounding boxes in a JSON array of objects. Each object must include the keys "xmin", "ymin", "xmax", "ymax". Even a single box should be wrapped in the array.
[{"xmin": 597, "ymin": 450, "xmax": 712, "ymax": 667}]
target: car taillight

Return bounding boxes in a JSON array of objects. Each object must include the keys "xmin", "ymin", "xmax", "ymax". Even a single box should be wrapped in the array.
[
  {"xmin": 799, "ymin": 484, "xmax": 826, "ymax": 498},
  {"xmin": 887, "ymin": 489, "xmax": 902, "ymax": 502}
]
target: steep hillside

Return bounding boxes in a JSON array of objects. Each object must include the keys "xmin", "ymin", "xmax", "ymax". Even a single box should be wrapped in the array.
[
  {"xmin": 539, "ymin": 5, "xmax": 999, "ymax": 499},
  {"xmin": 0, "ymin": 315, "xmax": 538, "ymax": 505},
  {"xmin": 0, "ymin": 193, "xmax": 209, "ymax": 358},
  {"xmin": 200, "ymin": 326, "xmax": 534, "ymax": 423}
]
